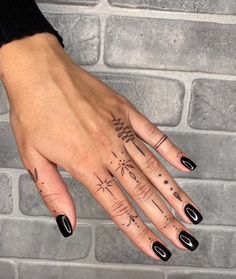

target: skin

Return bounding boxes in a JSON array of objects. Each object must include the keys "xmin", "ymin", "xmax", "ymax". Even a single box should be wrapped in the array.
[{"xmin": 0, "ymin": 32, "xmax": 202, "ymax": 261}]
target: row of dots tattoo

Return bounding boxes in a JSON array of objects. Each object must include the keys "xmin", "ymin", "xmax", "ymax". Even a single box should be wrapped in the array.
[
  {"xmin": 27, "ymin": 167, "xmax": 57, "ymax": 214},
  {"xmin": 158, "ymin": 173, "xmax": 182, "ymax": 202}
]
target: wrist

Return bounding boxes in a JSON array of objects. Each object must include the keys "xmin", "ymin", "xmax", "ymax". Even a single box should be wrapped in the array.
[{"xmin": 0, "ymin": 32, "xmax": 75, "ymax": 108}]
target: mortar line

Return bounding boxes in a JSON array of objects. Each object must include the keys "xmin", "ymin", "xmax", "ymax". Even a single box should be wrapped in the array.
[{"xmin": 38, "ymin": 2, "xmax": 236, "ymax": 25}]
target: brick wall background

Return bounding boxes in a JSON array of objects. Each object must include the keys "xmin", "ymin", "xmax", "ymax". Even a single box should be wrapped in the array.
[{"xmin": 0, "ymin": 0, "xmax": 236, "ymax": 278}]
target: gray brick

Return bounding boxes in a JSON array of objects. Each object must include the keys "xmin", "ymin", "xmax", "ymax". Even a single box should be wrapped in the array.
[
  {"xmin": 188, "ymin": 79, "xmax": 236, "ymax": 132},
  {"xmin": 0, "ymin": 82, "xmax": 8, "ymax": 114},
  {"xmin": 19, "ymin": 263, "xmax": 164, "ymax": 279},
  {"xmin": 94, "ymin": 72, "xmax": 184, "ymax": 126},
  {"xmin": 105, "ymin": 16, "xmax": 236, "ymax": 75},
  {"xmin": 162, "ymin": 132, "xmax": 236, "ymax": 181},
  {"xmin": 0, "ymin": 122, "xmax": 23, "ymax": 169},
  {"xmin": 167, "ymin": 271, "xmax": 236, "ymax": 279},
  {"xmin": 0, "ymin": 218, "xmax": 91, "ymax": 260},
  {"xmin": 1, "ymin": 123, "xmax": 235, "ymax": 180},
  {"xmin": 37, "ymin": 0, "xmax": 98, "ymax": 6},
  {"xmin": 108, "ymin": 0, "xmax": 236, "ymax": 15},
  {"xmin": 175, "ymin": 182, "xmax": 236, "ymax": 226},
  {"xmin": 44, "ymin": 13, "xmax": 100, "ymax": 65},
  {"xmin": 0, "ymin": 173, "xmax": 13, "ymax": 214},
  {"xmin": 0, "ymin": 261, "xmax": 15, "ymax": 279},
  {"xmin": 95, "ymin": 225, "xmax": 236, "ymax": 267}
]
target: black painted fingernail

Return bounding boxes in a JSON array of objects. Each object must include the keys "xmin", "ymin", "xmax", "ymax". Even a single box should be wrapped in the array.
[
  {"xmin": 56, "ymin": 214, "xmax": 73, "ymax": 237},
  {"xmin": 152, "ymin": 241, "xmax": 172, "ymax": 261},
  {"xmin": 179, "ymin": 231, "xmax": 199, "ymax": 251},
  {"xmin": 180, "ymin": 156, "xmax": 197, "ymax": 171},
  {"xmin": 184, "ymin": 203, "xmax": 203, "ymax": 224}
]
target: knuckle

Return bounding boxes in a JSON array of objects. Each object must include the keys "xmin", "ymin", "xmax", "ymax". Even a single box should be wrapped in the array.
[
  {"xmin": 143, "ymin": 120, "xmax": 158, "ymax": 139},
  {"xmin": 133, "ymin": 181, "xmax": 153, "ymax": 201},
  {"xmin": 68, "ymin": 152, "xmax": 90, "ymax": 177},
  {"xmin": 144, "ymin": 156, "xmax": 161, "ymax": 175},
  {"xmin": 115, "ymin": 95, "xmax": 130, "ymax": 111}
]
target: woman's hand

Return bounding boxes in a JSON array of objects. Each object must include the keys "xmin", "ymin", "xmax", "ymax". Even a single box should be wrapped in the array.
[{"xmin": 0, "ymin": 32, "xmax": 203, "ymax": 262}]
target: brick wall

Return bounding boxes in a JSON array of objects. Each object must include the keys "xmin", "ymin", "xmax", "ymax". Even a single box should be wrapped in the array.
[{"xmin": 0, "ymin": 0, "xmax": 236, "ymax": 278}]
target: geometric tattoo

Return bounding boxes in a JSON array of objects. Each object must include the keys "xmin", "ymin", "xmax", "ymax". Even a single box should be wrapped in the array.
[
  {"xmin": 110, "ymin": 111, "xmax": 135, "ymax": 143},
  {"xmin": 173, "ymin": 191, "xmax": 182, "ymax": 202},
  {"xmin": 111, "ymin": 151, "xmax": 137, "ymax": 181},
  {"xmin": 27, "ymin": 168, "xmax": 38, "ymax": 182},
  {"xmin": 110, "ymin": 199, "xmax": 139, "ymax": 228},
  {"xmin": 154, "ymin": 135, "xmax": 168, "ymax": 150},
  {"xmin": 94, "ymin": 172, "xmax": 116, "ymax": 199},
  {"xmin": 110, "ymin": 111, "xmax": 145, "ymax": 156}
]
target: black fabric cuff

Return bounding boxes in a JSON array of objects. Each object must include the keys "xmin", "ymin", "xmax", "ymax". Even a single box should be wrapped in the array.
[{"xmin": 0, "ymin": 0, "xmax": 64, "ymax": 48}]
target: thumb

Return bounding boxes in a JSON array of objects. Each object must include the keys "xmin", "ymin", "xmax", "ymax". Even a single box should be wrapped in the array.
[{"xmin": 24, "ymin": 149, "xmax": 77, "ymax": 238}]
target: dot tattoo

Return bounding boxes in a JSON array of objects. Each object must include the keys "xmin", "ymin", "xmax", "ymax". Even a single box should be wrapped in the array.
[
  {"xmin": 111, "ymin": 199, "xmax": 139, "ymax": 228},
  {"xmin": 27, "ymin": 168, "xmax": 38, "ymax": 183},
  {"xmin": 111, "ymin": 151, "xmax": 137, "ymax": 181}
]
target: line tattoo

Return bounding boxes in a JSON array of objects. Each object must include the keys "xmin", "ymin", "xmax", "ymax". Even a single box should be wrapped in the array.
[
  {"xmin": 132, "ymin": 140, "xmax": 146, "ymax": 156},
  {"xmin": 111, "ymin": 199, "xmax": 139, "ymax": 228},
  {"xmin": 27, "ymin": 168, "xmax": 38, "ymax": 183},
  {"xmin": 94, "ymin": 172, "xmax": 116, "ymax": 199},
  {"xmin": 154, "ymin": 135, "xmax": 168, "ymax": 150},
  {"xmin": 151, "ymin": 199, "xmax": 163, "ymax": 214}
]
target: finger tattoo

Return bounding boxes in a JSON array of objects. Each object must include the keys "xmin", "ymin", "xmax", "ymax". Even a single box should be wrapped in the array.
[
  {"xmin": 27, "ymin": 168, "xmax": 38, "ymax": 183},
  {"xmin": 111, "ymin": 199, "xmax": 140, "ymax": 228},
  {"xmin": 110, "ymin": 111, "xmax": 145, "ymax": 156},
  {"xmin": 154, "ymin": 135, "xmax": 168, "ymax": 150}
]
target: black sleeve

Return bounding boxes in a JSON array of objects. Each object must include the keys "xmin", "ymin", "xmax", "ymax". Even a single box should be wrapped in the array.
[{"xmin": 0, "ymin": 0, "xmax": 64, "ymax": 48}]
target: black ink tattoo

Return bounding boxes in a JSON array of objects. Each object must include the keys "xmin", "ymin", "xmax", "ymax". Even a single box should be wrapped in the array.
[
  {"xmin": 174, "ymin": 192, "xmax": 182, "ymax": 202},
  {"xmin": 154, "ymin": 135, "xmax": 168, "ymax": 150},
  {"xmin": 111, "ymin": 199, "xmax": 139, "ymax": 228},
  {"xmin": 164, "ymin": 180, "xmax": 168, "ymax": 184},
  {"xmin": 110, "ymin": 111, "xmax": 135, "ymax": 143},
  {"xmin": 151, "ymin": 199, "xmax": 163, "ymax": 214},
  {"xmin": 132, "ymin": 140, "xmax": 146, "ymax": 156},
  {"xmin": 133, "ymin": 182, "xmax": 153, "ymax": 201},
  {"xmin": 94, "ymin": 172, "xmax": 116, "ymax": 199},
  {"xmin": 112, "ymin": 151, "xmax": 137, "ymax": 181},
  {"xmin": 27, "ymin": 168, "xmax": 38, "ymax": 182}
]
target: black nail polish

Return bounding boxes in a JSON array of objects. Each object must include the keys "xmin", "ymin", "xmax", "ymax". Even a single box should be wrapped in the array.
[
  {"xmin": 184, "ymin": 203, "xmax": 203, "ymax": 224},
  {"xmin": 179, "ymin": 231, "xmax": 199, "ymax": 251},
  {"xmin": 152, "ymin": 241, "xmax": 172, "ymax": 261},
  {"xmin": 56, "ymin": 214, "xmax": 73, "ymax": 237},
  {"xmin": 180, "ymin": 156, "xmax": 197, "ymax": 171}
]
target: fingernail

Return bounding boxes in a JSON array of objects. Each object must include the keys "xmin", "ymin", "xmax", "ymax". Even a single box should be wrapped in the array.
[
  {"xmin": 152, "ymin": 241, "xmax": 172, "ymax": 261},
  {"xmin": 184, "ymin": 203, "xmax": 203, "ymax": 224},
  {"xmin": 179, "ymin": 231, "xmax": 199, "ymax": 251},
  {"xmin": 180, "ymin": 156, "xmax": 196, "ymax": 171},
  {"xmin": 56, "ymin": 214, "xmax": 73, "ymax": 237}
]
